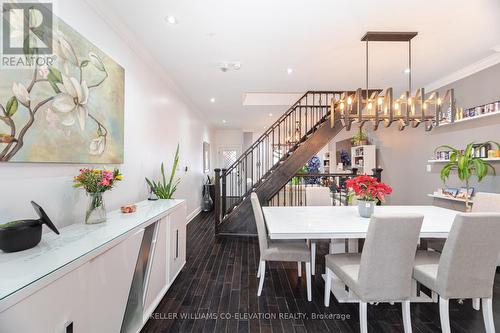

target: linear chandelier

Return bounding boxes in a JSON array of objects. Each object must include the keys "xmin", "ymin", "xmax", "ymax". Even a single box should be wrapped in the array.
[{"xmin": 330, "ymin": 32, "xmax": 456, "ymax": 132}]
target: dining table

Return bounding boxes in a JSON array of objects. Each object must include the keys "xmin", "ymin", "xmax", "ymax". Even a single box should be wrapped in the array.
[{"xmin": 262, "ymin": 205, "xmax": 463, "ymax": 306}]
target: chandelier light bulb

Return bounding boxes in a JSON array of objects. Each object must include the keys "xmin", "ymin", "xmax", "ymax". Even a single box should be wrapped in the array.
[
  {"xmin": 347, "ymin": 97, "xmax": 353, "ymax": 105},
  {"xmin": 367, "ymin": 102, "xmax": 373, "ymax": 111},
  {"xmin": 377, "ymin": 97, "xmax": 383, "ymax": 106},
  {"xmin": 394, "ymin": 102, "xmax": 399, "ymax": 110},
  {"xmin": 437, "ymin": 98, "xmax": 442, "ymax": 106},
  {"xmin": 339, "ymin": 102, "xmax": 345, "ymax": 110}
]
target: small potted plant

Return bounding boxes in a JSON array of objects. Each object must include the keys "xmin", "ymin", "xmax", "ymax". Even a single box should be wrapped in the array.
[
  {"xmin": 436, "ymin": 141, "xmax": 499, "ymax": 211},
  {"xmin": 346, "ymin": 175, "xmax": 392, "ymax": 218},
  {"xmin": 145, "ymin": 144, "xmax": 183, "ymax": 199},
  {"xmin": 73, "ymin": 167, "xmax": 123, "ymax": 224},
  {"xmin": 351, "ymin": 129, "xmax": 369, "ymax": 146}
]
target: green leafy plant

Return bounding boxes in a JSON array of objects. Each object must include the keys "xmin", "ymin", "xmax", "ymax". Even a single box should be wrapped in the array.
[
  {"xmin": 351, "ymin": 129, "xmax": 368, "ymax": 146},
  {"xmin": 436, "ymin": 141, "xmax": 499, "ymax": 210},
  {"xmin": 292, "ymin": 165, "xmax": 308, "ymax": 185},
  {"xmin": 145, "ymin": 144, "xmax": 181, "ymax": 199}
]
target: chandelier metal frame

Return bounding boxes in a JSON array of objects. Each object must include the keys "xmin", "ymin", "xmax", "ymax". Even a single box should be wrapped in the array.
[{"xmin": 331, "ymin": 32, "xmax": 457, "ymax": 132}]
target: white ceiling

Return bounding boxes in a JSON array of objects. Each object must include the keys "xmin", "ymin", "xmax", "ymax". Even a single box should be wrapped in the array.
[{"xmin": 89, "ymin": 0, "xmax": 500, "ymax": 130}]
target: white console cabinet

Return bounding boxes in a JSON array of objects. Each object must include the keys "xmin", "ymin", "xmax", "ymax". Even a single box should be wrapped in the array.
[{"xmin": 0, "ymin": 200, "xmax": 187, "ymax": 333}]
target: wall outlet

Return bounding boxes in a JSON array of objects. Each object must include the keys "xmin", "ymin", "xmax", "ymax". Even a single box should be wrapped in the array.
[{"xmin": 426, "ymin": 164, "xmax": 432, "ymax": 172}]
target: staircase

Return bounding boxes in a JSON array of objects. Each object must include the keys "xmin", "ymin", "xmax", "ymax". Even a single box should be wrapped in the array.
[{"xmin": 213, "ymin": 91, "xmax": 359, "ymax": 236}]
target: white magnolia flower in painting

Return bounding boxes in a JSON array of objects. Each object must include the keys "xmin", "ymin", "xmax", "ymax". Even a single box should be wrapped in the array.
[
  {"xmin": 53, "ymin": 33, "xmax": 79, "ymax": 74},
  {"xmin": 89, "ymin": 135, "xmax": 106, "ymax": 155},
  {"xmin": 12, "ymin": 82, "xmax": 30, "ymax": 106},
  {"xmin": 51, "ymin": 75, "xmax": 89, "ymax": 130},
  {"xmin": 38, "ymin": 65, "xmax": 49, "ymax": 79},
  {"xmin": 88, "ymin": 52, "xmax": 106, "ymax": 72}
]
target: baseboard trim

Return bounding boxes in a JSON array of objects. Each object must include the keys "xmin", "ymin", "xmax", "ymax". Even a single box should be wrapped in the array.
[{"xmin": 186, "ymin": 207, "xmax": 202, "ymax": 224}]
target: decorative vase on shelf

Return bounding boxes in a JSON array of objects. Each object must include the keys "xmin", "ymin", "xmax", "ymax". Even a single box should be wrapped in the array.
[
  {"xmin": 85, "ymin": 192, "xmax": 107, "ymax": 224},
  {"xmin": 357, "ymin": 200, "xmax": 375, "ymax": 218}
]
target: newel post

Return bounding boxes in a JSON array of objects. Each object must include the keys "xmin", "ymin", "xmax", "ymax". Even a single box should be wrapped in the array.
[
  {"xmin": 214, "ymin": 168, "xmax": 221, "ymax": 235},
  {"xmin": 221, "ymin": 169, "xmax": 227, "ymax": 216},
  {"xmin": 372, "ymin": 167, "xmax": 383, "ymax": 182},
  {"xmin": 372, "ymin": 167, "xmax": 383, "ymax": 206}
]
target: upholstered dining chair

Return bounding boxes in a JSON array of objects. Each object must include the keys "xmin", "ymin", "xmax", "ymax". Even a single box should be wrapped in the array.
[
  {"xmin": 324, "ymin": 214, "xmax": 424, "ymax": 333},
  {"xmin": 250, "ymin": 192, "xmax": 312, "ymax": 301},
  {"xmin": 305, "ymin": 186, "xmax": 332, "ymax": 276},
  {"xmin": 427, "ymin": 192, "xmax": 500, "ymax": 259},
  {"xmin": 413, "ymin": 213, "xmax": 500, "ymax": 333}
]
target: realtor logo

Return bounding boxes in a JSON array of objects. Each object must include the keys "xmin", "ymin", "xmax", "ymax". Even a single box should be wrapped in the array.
[{"xmin": 1, "ymin": 1, "xmax": 54, "ymax": 67}]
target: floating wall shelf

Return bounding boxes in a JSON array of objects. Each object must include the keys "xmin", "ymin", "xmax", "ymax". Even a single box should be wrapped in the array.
[
  {"xmin": 436, "ymin": 110, "xmax": 500, "ymax": 128},
  {"xmin": 428, "ymin": 157, "xmax": 500, "ymax": 163},
  {"xmin": 427, "ymin": 193, "xmax": 473, "ymax": 203}
]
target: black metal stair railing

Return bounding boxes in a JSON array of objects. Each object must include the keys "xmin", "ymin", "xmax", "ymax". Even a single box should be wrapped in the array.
[
  {"xmin": 268, "ymin": 168, "xmax": 382, "ymax": 207},
  {"xmin": 214, "ymin": 91, "xmax": 342, "ymax": 224}
]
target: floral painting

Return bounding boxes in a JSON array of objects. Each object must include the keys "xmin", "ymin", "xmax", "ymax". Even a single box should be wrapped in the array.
[{"xmin": 0, "ymin": 12, "xmax": 124, "ymax": 163}]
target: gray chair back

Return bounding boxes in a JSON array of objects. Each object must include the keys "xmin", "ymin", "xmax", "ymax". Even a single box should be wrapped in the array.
[
  {"xmin": 472, "ymin": 192, "xmax": 500, "ymax": 212},
  {"xmin": 437, "ymin": 213, "xmax": 500, "ymax": 299},
  {"xmin": 305, "ymin": 187, "xmax": 331, "ymax": 206},
  {"xmin": 251, "ymin": 192, "xmax": 269, "ymax": 255},
  {"xmin": 358, "ymin": 214, "xmax": 424, "ymax": 301}
]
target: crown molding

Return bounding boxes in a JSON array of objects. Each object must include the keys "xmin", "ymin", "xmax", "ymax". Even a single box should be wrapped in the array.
[
  {"xmin": 425, "ymin": 52, "xmax": 500, "ymax": 92},
  {"xmin": 83, "ymin": 0, "xmax": 210, "ymax": 126}
]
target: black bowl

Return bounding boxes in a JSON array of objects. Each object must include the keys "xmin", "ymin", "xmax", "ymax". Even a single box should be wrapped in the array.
[
  {"xmin": 0, "ymin": 220, "xmax": 42, "ymax": 253},
  {"xmin": 0, "ymin": 202, "xmax": 59, "ymax": 253}
]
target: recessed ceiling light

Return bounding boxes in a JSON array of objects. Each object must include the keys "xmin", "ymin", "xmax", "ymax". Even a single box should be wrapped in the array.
[
  {"xmin": 287, "ymin": 68, "xmax": 293, "ymax": 75},
  {"xmin": 268, "ymin": 113, "xmax": 273, "ymax": 117},
  {"xmin": 210, "ymin": 98, "xmax": 215, "ymax": 103},
  {"xmin": 403, "ymin": 68, "xmax": 411, "ymax": 74},
  {"xmin": 222, "ymin": 119, "xmax": 227, "ymax": 124},
  {"xmin": 165, "ymin": 16, "xmax": 178, "ymax": 24}
]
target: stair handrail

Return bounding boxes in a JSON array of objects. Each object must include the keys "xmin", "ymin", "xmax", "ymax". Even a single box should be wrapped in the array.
[
  {"xmin": 223, "ymin": 91, "xmax": 310, "ymax": 175},
  {"xmin": 224, "ymin": 90, "xmax": 348, "ymax": 175}
]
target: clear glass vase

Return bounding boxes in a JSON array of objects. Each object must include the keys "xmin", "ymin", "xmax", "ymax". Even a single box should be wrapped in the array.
[{"xmin": 86, "ymin": 192, "xmax": 107, "ymax": 224}]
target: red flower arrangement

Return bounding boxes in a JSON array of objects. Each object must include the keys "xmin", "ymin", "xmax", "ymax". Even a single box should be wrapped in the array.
[{"xmin": 345, "ymin": 175, "xmax": 393, "ymax": 203}]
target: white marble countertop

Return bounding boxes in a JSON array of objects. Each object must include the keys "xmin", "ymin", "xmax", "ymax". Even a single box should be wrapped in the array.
[
  {"xmin": 263, "ymin": 205, "xmax": 458, "ymax": 239},
  {"xmin": 0, "ymin": 199, "xmax": 184, "ymax": 302}
]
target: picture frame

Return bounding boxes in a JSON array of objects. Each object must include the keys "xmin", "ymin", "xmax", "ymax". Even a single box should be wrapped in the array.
[
  {"xmin": 456, "ymin": 187, "xmax": 475, "ymax": 200},
  {"xmin": 203, "ymin": 142, "xmax": 210, "ymax": 173},
  {"xmin": 442, "ymin": 187, "xmax": 459, "ymax": 197}
]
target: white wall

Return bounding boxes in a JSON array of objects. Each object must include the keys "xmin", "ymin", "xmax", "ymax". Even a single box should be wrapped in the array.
[
  {"xmin": 0, "ymin": 0, "xmax": 213, "ymax": 227},
  {"xmin": 213, "ymin": 129, "xmax": 243, "ymax": 168}
]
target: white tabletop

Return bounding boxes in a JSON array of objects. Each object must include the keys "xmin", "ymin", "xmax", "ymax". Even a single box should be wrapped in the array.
[
  {"xmin": 0, "ymin": 199, "xmax": 184, "ymax": 302},
  {"xmin": 262, "ymin": 205, "xmax": 458, "ymax": 239}
]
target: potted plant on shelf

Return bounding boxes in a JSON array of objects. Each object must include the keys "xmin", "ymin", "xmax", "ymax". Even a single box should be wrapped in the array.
[
  {"xmin": 351, "ymin": 129, "xmax": 369, "ymax": 146},
  {"xmin": 145, "ymin": 144, "xmax": 182, "ymax": 199},
  {"xmin": 346, "ymin": 175, "xmax": 392, "ymax": 218},
  {"xmin": 436, "ymin": 141, "xmax": 499, "ymax": 211},
  {"xmin": 73, "ymin": 167, "xmax": 123, "ymax": 224}
]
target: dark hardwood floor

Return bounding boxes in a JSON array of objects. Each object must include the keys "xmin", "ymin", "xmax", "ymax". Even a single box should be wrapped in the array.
[{"xmin": 141, "ymin": 212, "xmax": 500, "ymax": 333}]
